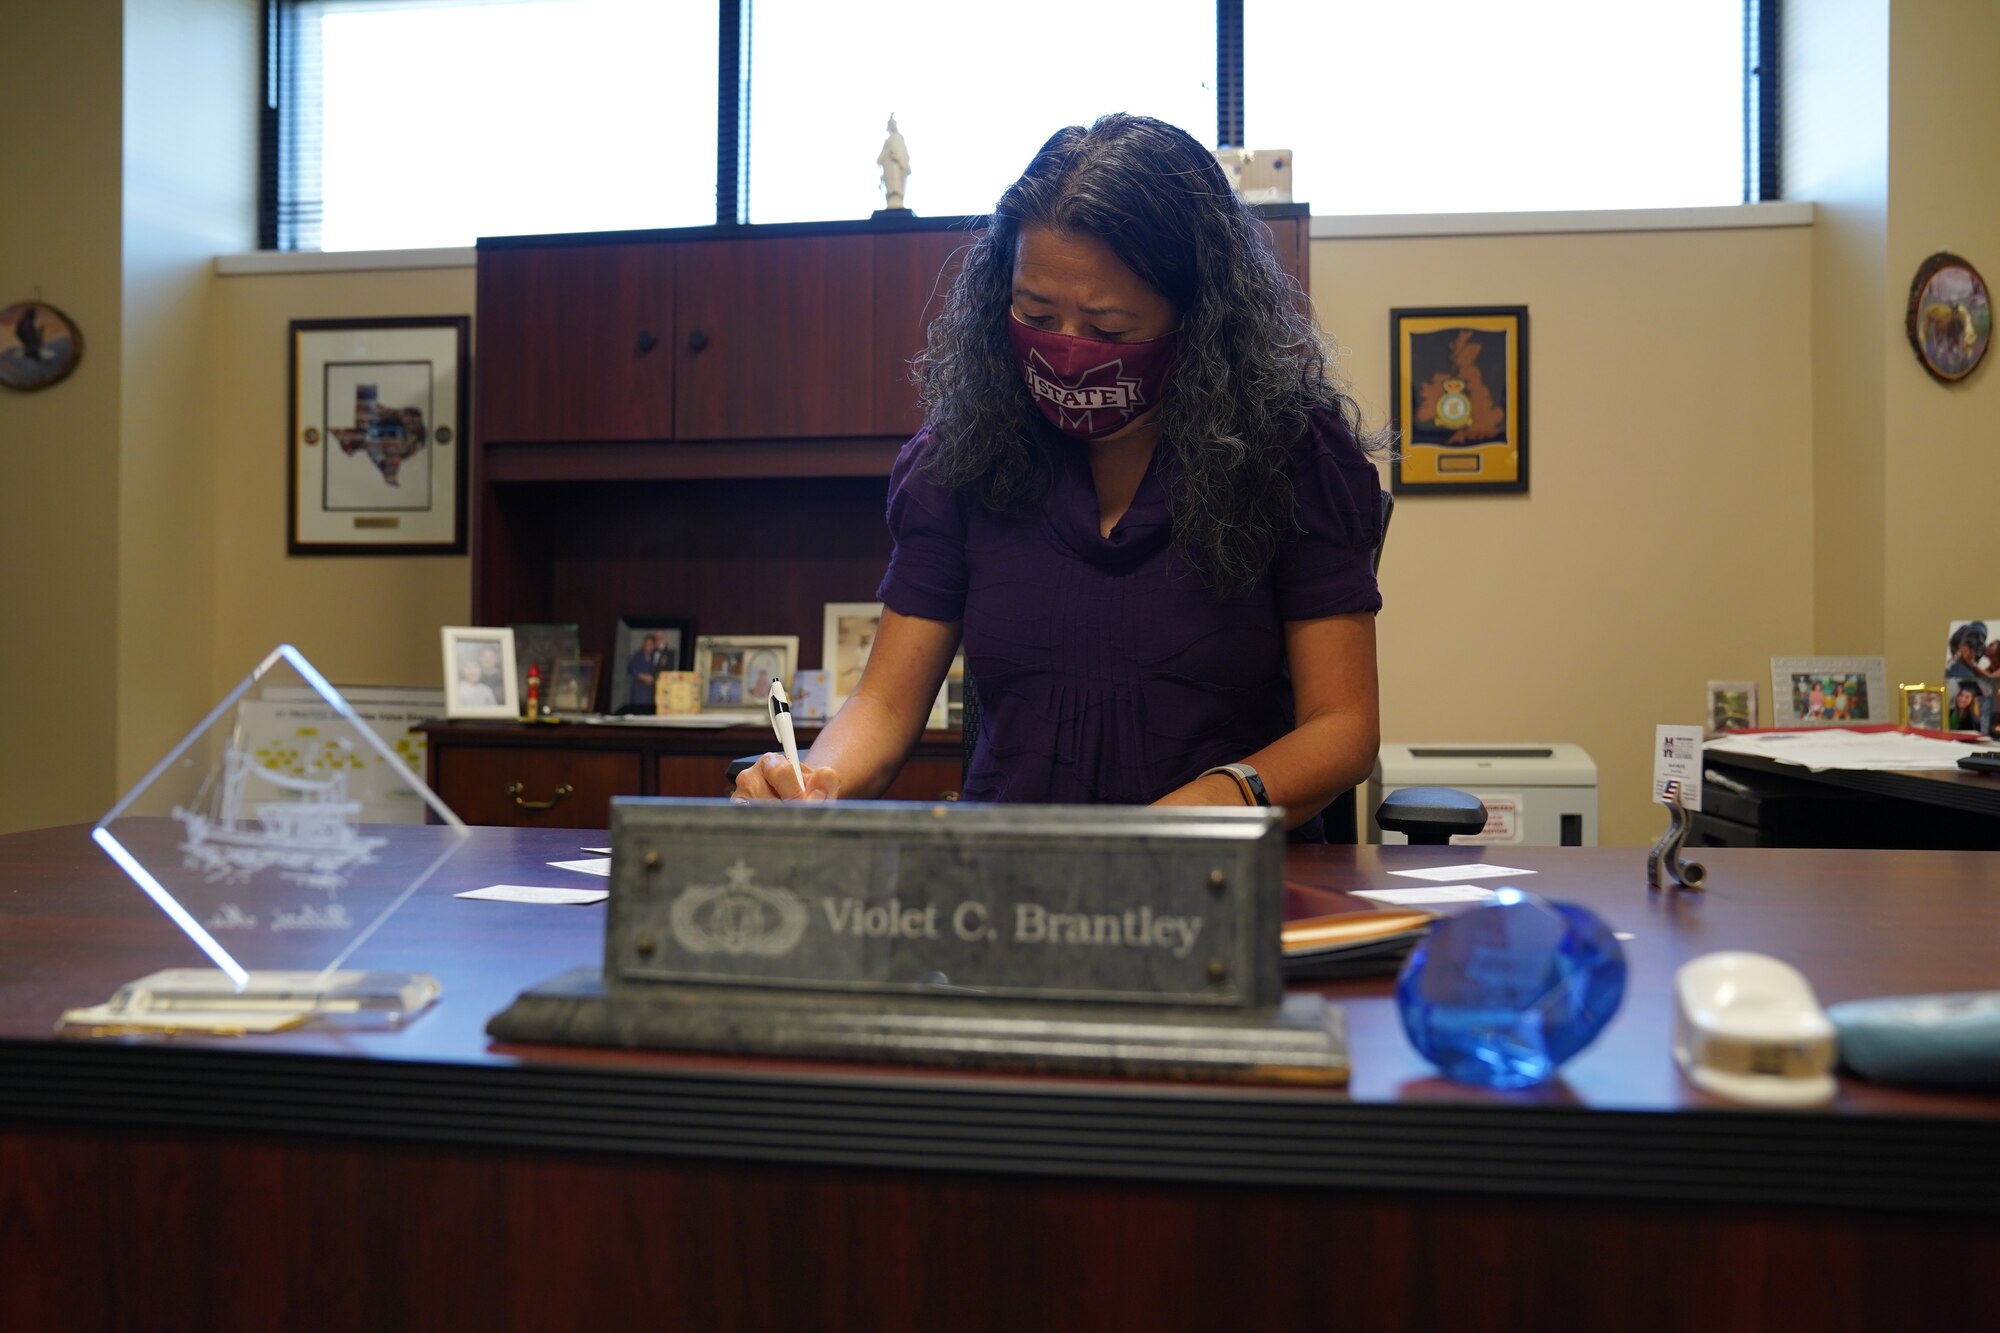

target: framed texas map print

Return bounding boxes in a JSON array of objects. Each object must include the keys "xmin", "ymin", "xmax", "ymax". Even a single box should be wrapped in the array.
[
  {"xmin": 1390, "ymin": 306, "xmax": 1528, "ymax": 495},
  {"xmin": 289, "ymin": 316, "xmax": 469, "ymax": 554}
]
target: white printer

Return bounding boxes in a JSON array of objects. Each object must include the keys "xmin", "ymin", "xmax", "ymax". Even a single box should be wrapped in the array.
[{"xmin": 1364, "ymin": 743, "xmax": 1598, "ymax": 846}]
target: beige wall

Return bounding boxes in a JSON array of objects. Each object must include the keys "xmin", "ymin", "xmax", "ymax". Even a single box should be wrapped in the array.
[
  {"xmin": 117, "ymin": 0, "xmax": 257, "ymax": 784},
  {"xmin": 1881, "ymin": 0, "xmax": 2000, "ymax": 689},
  {"xmin": 208, "ymin": 267, "xmax": 475, "ymax": 694},
  {"xmin": 1316, "ymin": 222, "xmax": 1816, "ymax": 847},
  {"xmin": 1790, "ymin": 0, "xmax": 1890, "ymax": 658},
  {"xmin": 0, "ymin": 5, "xmax": 125, "ymax": 833}
]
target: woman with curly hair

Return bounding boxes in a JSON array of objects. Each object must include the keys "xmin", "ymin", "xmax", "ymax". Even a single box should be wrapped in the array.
[{"xmin": 736, "ymin": 114, "xmax": 1385, "ymax": 840}]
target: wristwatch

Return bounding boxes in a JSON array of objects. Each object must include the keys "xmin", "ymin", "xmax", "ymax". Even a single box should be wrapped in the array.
[{"xmin": 1201, "ymin": 762, "xmax": 1271, "ymax": 808}]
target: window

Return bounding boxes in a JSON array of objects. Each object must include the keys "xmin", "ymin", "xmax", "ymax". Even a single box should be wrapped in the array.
[
  {"xmin": 1243, "ymin": 0, "xmax": 1748, "ymax": 213},
  {"xmin": 266, "ymin": 1, "xmax": 1773, "ymax": 250},
  {"xmin": 744, "ymin": 0, "xmax": 1214, "ymax": 223},
  {"xmin": 271, "ymin": 0, "xmax": 718, "ymax": 250}
]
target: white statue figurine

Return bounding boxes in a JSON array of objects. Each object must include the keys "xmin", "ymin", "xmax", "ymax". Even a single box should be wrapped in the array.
[{"xmin": 878, "ymin": 114, "xmax": 911, "ymax": 211}]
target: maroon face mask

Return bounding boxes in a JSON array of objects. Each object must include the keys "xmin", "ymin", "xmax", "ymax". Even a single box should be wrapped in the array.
[{"xmin": 1006, "ymin": 314, "xmax": 1179, "ymax": 440}]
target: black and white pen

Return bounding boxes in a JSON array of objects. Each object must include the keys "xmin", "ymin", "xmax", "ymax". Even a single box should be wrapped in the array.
[{"xmin": 766, "ymin": 679, "xmax": 807, "ymax": 793}]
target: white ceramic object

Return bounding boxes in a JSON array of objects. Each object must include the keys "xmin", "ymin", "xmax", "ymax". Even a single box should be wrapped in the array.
[{"xmin": 1673, "ymin": 951, "xmax": 1837, "ymax": 1106}]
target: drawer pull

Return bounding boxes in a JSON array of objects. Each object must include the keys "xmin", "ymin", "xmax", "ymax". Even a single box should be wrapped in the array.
[{"xmin": 506, "ymin": 781, "xmax": 574, "ymax": 811}]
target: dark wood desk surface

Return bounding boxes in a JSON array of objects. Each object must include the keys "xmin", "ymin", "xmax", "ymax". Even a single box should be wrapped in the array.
[
  {"xmin": 4, "ymin": 822, "xmax": 1998, "ymax": 1330},
  {"xmin": 1708, "ymin": 743, "xmax": 2000, "ymax": 818}
]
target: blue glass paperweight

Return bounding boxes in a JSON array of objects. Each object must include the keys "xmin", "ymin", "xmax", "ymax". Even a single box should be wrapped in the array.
[{"xmin": 1395, "ymin": 888, "xmax": 1626, "ymax": 1089}]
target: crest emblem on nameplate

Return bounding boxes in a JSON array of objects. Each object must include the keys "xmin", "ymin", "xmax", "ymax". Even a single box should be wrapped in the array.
[{"xmin": 669, "ymin": 860, "xmax": 808, "ymax": 957}]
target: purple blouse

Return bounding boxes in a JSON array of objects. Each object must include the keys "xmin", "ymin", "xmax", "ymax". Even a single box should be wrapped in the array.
[{"xmin": 877, "ymin": 406, "xmax": 1383, "ymax": 840}]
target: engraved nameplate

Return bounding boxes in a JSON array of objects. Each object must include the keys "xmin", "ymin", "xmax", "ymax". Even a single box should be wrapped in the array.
[{"xmin": 606, "ymin": 799, "xmax": 1285, "ymax": 1009}]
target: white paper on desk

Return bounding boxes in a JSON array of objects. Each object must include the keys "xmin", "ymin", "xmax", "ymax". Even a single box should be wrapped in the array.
[
  {"xmin": 581, "ymin": 847, "xmax": 610, "ymax": 854},
  {"xmin": 547, "ymin": 857, "xmax": 611, "ymax": 876},
  {"xmin": 457, "ymin": 884, "xmax": 608, "ymax": 905},
  {"xmin": 1704, "ymin": 728, "xmax": 1990, "ymax": 772},
  {"xmin": 1355, "ymin": 885, "xmax": 1499, "ymax": 905},
  {"xmin": 1387, "ymin": 863, "xmax": 1536, "ymax": 882}
]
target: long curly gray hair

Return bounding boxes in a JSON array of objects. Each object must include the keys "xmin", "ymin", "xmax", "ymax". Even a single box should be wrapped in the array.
[{"xmin": 914, "ymin": 113, "xmax": 1382, "ymax": 598}]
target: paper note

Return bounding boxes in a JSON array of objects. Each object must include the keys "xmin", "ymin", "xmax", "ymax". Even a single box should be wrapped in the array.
[
  {"xmin": 547, "ymin": 857, "xmax": 611, "ymax": 877},
  {"xmin": 456, "ymin": 884, "xmax": 608, "ymax": 905},
  {"xmin": 1354, "ymin": 885, "xmax": 1499, "ymax": 905},
  {"xmin": 581, "ymin": 847, "xmax": 611, "ymax": 854},
  {"xmin": 1387, "ymin": 863, "xmax": 1536, "ymax": 882}
]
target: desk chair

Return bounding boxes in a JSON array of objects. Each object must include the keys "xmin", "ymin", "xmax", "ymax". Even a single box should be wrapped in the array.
[{"xmin": 731, "ymin": 494, "xmax": 1486, "ymax": 845}]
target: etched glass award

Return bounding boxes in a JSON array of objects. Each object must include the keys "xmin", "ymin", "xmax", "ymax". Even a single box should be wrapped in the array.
[{"xmin": 70, "ymin": 645, "xmax": 469, "ymax": 1032}]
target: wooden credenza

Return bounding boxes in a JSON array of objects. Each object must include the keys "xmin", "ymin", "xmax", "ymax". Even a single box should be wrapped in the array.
[
  {"xmin": 422, "ymin": 719, "xmax": 966, "ymax": 828},
  {"xmin": 464, "ymin": 208, "xmax": 1312, "ymax": 817}
]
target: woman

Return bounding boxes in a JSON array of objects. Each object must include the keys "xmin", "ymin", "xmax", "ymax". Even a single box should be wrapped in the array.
[
  {"xmin": 1949, "ymin": 681, "xmax": 1985, "ymax": 734},
  {"xmin": 736, "ymin": 114, "xmax": 1385, "ymax": 840}
]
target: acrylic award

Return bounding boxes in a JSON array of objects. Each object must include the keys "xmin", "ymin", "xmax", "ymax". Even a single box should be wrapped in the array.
[{"xmin": 67, "ymin": 645, "xmax": 469, "ymax": 1033}]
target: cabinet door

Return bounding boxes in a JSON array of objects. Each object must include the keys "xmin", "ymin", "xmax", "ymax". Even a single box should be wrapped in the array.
[
  {"xmin": 434, "ymin": 744, "xmax": 644, "ymax": 828},
  {"xmin": 880, "ymin": 756, "xmax": 963, "ymax": 803},
  {"xmin": 477, "ymin": 244, "xmax": 675, "ymax": 443},
  {"xmin": 871, "ymin": 229, "xmax": 971, "ymax": 437},
  {"xmin": 674, "ymin": 236, "xmax": 877, "ymax": 439}
]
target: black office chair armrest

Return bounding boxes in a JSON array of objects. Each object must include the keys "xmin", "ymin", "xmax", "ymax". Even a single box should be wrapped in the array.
[
  {"xmin": 724, "ymin": 754, "xmax": 761, "ymax": 794},
  {"xmin": 1374, "ymin": 786, "xmax": 1489, "ymax": 847}
]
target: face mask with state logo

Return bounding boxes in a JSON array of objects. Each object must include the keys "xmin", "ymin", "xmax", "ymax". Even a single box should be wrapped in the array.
[{"xmin": 1006, "ymin": 313, "xmax": 1179, "ymax": 440}]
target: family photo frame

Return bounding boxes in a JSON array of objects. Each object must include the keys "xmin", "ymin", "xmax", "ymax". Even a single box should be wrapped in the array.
[
  {"xmin": 822, "ymin": 601, "xmax": 884, "ymax": 715},
  {"xmin": 695, "ymin": 634, "xmax": 798, "ymax": 718},
  {"xmin": 1769, "ymin": 655, "xmax": 1888, "ymax": 728},
  {"xmin": 1943, "ymin": 618, "xmax": 2000, "ymax": 738},
  {"xmin": 289, "ymin": 316, "xmax": 470, "ymax": 555},
  {"xmin": 548, "ymin": 656, "xmax": 601, "ymax": 716},
  {"xmin": 441, "ymin": 626, "xmax": 519, "ymax": 719},
  {"xmin": 1389, "ymin": 306, "xmax": 1528, "ymax": 495},
  {"xmin": 611, "ymin": 616, "xmax": 693, "ymax": 714},
  {"xmin": 1899, "ymin": 682, "xmax": 1947, "ymax": 732}
]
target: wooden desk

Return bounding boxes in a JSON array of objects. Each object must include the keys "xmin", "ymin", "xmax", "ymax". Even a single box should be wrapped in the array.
[
  {"xmin": 1701, "ymin": 747, "xmax": 2000, "ymax": 847},
  {"xmin": 3, "ymin": 824, "xmax": 1996, "ymax": 1330}
]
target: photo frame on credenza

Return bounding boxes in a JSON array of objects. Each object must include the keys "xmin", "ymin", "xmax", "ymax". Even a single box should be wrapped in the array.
[
  {"xmin": 1704, "ymin": 680, "xmax": 1758, "ymax": 737},
  {"xmin": 610, "ymin": 616, "xmax": 694, "ymax": 714},
  {"xmin": 1769, "ymin": 656, "xmax": 1888, "ymax": 727},
  {"xmin": 695, "ymin": 635, "xmax": 798, "ymax": 719},
  {"xmin": 822, "ymin": 602, "xmax": 884, "ymax": 716},
  {"xmin": 441, "ymin": 626, "xmax": 519, "ymax": 720}
]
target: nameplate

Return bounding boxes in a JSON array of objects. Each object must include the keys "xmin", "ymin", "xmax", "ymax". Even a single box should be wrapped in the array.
[{"xmin": 605, "ymin": 799, "xmax": 1285, "ymax": 1009}]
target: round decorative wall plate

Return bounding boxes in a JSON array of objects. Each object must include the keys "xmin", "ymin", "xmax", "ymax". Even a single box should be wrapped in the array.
[
  {"xmin": 1905, "ymin": 252, "xmax": 1991, "ymax": 384},
  {"xmin": 0, "ymin": 300, "xmax": 84, "ymax": 391}
]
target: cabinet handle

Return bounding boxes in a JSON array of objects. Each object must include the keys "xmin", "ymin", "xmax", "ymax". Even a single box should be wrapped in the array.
[
  {"xmin": 635, "ymin": 329, "xmax": 658, "ymax": 354},
  {"xmin": 506, "ymin": 781, "xmax": 573, "ymax": 811},
  {"xmin": 686, "ymin": 328, "xmax": 710, "ymax": 353}
]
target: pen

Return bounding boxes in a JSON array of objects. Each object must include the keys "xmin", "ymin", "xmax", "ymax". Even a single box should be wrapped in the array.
[{"xmin": 767, "ymin": 679, "xmax": 807, "ymax": 794}]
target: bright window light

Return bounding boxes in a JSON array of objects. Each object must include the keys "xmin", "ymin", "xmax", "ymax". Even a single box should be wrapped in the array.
[
  {"xmin": 1244, "ymin": 0, "xmax": 1744, "ymax": 214},
  {"xmin": 746, "ymin": 0, "xmax": 1216, "ymax": 223},
  {"xmin": 315, "ymin": 0, "xmax": 718, "ymax": 249}
]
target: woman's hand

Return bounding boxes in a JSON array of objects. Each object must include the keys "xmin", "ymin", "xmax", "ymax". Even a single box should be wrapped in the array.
[{"xmin": 732, "ymin": 752, "xmax": 842, "ymax": 802}]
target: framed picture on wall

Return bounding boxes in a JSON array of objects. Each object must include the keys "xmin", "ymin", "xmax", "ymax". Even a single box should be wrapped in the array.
[
  {"xmin": 1904, "ymin": 252, "xmax": 1991, "ymax": 384},
  {"xmin": 1769, "ymin": 655, "xmax": 1888, "ymax": 727},
  {"xmin": 1389, "ymin": 306, "xmax": 1528, "ymax": 495},
  {"xmin": 288, "ymin": 316, "xmax": 470, "ymax": 555}
]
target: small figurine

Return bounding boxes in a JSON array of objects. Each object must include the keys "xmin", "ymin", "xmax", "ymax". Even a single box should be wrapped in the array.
[
  {"xmin": 524, "ymin": 664, "xmax": 543, "ymax": 720},
  {"xmin": 878, "ymin": 114, "xmax": 911, "ymax": 212}
]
